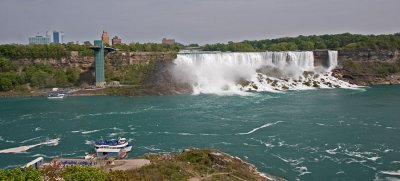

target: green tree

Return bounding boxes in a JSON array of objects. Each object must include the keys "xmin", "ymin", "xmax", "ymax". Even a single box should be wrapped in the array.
[
  {"xmin": 314, "ymin": 41, "xmax": 327, "ymax": 49},
  {"xmin": 66, "ymin": 68, "xmax": 80, "ymax": 85},
  {"xmin": 53, "ymin": 69, "xmax": 68, "ymax": 87},
  {"xmin": 0, "ymin": 77, "xmax": 13, "ymax": 91},
  {"xmin": 29, "ymin": 70, "xmax": 52, "ymax": 88},
  {"xmin": 297, "ymin": 41, "xmax": 315, "ymax": 50},
  {"xmin": 0, "ymin": 167, "xmax": 42, "ymax": 181},
  {"xmin": 0, "ymin": 57, "xmax": 17, "ymax": 72},
  {"xmin": 61, "ymin": 166, "xmax": 106, "ymax": 181}
]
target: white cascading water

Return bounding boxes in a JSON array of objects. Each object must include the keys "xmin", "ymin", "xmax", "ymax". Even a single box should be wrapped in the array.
[
  {"xmin": 173, "ymin": 51, "xmax": 357, "ymax": 95},
  {"xmin": 328, "ymin": 50, "xmax": 338, "ymax": 71}
]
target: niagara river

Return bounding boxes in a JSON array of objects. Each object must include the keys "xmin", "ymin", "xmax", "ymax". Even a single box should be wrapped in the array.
[{"xmin": 1, "ymin": 86, "xmax": 400, "ymax": 180}]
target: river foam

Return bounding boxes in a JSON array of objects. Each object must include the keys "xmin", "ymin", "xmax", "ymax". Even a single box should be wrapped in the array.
[
  {"xmin": 237, "ymin": 121, "xmax": 283, "ymax": 135},
  {"xmin": 0, "ymin": 138, "xmax": 60, "ymax": 154}
]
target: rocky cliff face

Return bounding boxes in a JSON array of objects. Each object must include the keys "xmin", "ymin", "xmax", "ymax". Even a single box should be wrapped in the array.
[
  {"xmin": 314, "ymin": 49, "xmax": 400, "ymax": 85},
  {"xmin": 16, "ymin": 52, "xmax": 177, "ymax": 71},
  {"xmin": 339, "ymin": 49, "xmax": 400, "ymax": 62},
  {"xmin": 314, "ymin": 49, "xmax": 400, "ymax": 65},
  {"xmin": 313, "ymin": 50, "xmax": 330, "ymax": 67},
  {"xmin": 335, "ymin": 50, "xmax": 400, "ymax": 85}
]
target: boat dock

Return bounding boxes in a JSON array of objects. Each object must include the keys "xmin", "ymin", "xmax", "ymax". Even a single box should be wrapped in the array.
[
  {"xmin": 44, "ymin": 158, "xmax": 150, "ymax": 171},
  {"xmin": 50, "ymin": 158, "xmax": 96, "ymax": 167}
]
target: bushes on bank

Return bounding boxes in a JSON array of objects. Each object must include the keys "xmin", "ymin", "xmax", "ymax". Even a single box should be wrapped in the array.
[
  {"xmin": 0, "ymin": 167, "xmax": 42, "ymax": 181},
  {"xmin": 61, "ymin": 166, "xmax": 106, "ymax": 181},
  {"xmin": 342, "ymin": 60, "xmax": 400, "ymax": 76},
  {"xmin": 0, "ymin": 166, "xmax": 106, "ymax": 181},
  {"xmin": 0, "ymin": 56, "xmax": 81, "ymax": 91}
]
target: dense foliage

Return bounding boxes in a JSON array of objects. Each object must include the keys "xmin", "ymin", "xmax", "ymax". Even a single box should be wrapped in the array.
[
  {"xmin": 342, "ymin": 59, "xmax": 400, "ymax": 76},
  {"xmin": 0, "ymin": 166, "xmax": 105, "ymax": 181},
  {"xmin": 112, "ymin": 43, "xmax": 183, "ymax": 52},
  {"xmin": 203, "ymin": 33, "xmax": 400, "ymax": 52},
  {"xmin": 0, "ymin": 43, "xmax": 183, "ymax": 60},
  {"xmin": 0, "ymin": 44, "xmax": 90, "ymax": 59},
  {"xmin": 105, "ymin": 61, "xmax": 158, "ymax": 85},
  {"xmin": 0, "ymin": 167, "xmax": 42, "ymax": 181},
  {"xmin": 61, "ymin": 166, "xmax": 106, "ymax": 181},
  {"xmin": 0, "ymin": 56, "xmax": 80, "ymax": 91}
]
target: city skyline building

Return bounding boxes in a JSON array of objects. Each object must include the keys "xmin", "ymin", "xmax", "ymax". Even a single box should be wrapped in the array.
[
  {"xmin": 29, "ymin": 35, "xmax": 50, "ymax": 45},
  {"xmin": 53, "ymin": 31, "xmax": 60, "ymax": 44},
  {"xmin": 112, "ymin": 36, "xmax": 122, "ymax": 45},
  {"xmin": 46, "ymin": 30, "xmax": 64, "ymax": 44},
  {"xmin": 101, "ymin": 31, "xmax": 110, "ymax": 45},
  {"xmin": 162, "ymin": 38, "xmax": 175, "ymax": 45}
]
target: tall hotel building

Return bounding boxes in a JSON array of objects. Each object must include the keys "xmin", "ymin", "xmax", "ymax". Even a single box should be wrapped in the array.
[
  {"xmin": 46, "ymin": 31, "xmax": 64, "ymax": 44},
  {"xmin": 101, "ymin": 31, "xmax": 110, "ymax": 45}
]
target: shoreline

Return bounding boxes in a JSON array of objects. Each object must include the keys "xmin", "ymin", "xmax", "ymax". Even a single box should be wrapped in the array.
[
  {"xmin": 2, "ymin": 148, "xmax": 286, "ymax": 181},
  {"xmin": 0, "ymin": 83, "xmax": 399, "ymax": 98}
]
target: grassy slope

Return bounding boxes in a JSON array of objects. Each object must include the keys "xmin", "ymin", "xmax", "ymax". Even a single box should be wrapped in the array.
[{"xmin": 107, "ymin": 148, "xmax": 284, "ymax": 181}]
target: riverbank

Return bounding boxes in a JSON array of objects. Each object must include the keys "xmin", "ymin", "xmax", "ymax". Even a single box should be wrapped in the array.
[
  {"xmin": 1, "ymin": 80, "xmax": 400, "ymax": 98},
  {"xmin": 1, "ymin": 148, "xmax": 285, "ymax": 181},
  {"xmin": 131, "ymin": 148, "xmax": 284, "ymax": 181}
]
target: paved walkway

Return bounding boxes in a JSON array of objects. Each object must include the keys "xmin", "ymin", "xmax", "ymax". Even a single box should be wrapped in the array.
[{"xmin": 108, "ymin": 159, "xmax": 150, "ymax": 171}]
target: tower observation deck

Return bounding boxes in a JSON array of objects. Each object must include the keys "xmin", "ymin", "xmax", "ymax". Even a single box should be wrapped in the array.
[{"xmin": 90, "ymin": 40, "xmax": 115, "ymax": 87}]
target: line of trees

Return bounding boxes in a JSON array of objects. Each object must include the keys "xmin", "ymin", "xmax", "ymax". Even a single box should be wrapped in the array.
[
  {"xmin": 112, "ymin": 43, "xmax": 184, "ymax": 52},
  {"xmin": 0, "ymin": 43, "xmax": 184, "ymax": 60},
  {"xmin": 202, "ymin": 33, "xmax": 400, "ymax": 52},
  {"xmin": 0, "ymin": 43, "xmax": 96, "ymax": 60}
]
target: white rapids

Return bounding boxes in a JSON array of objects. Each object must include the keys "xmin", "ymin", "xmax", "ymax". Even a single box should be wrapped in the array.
[
  {"xmin": 0, "ymin": 138, "xmax": 60, "ymax": 154},
  {"xmin": 173, "ymin": 51, "xmax": 358, "ymax": 95}
]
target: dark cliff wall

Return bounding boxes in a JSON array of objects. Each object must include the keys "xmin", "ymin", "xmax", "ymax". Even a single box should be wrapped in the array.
[
  {"xmin": 108, "ymin": 52, "xmax": 177, "ymax": 66},
  {"xmin": 338, "ymin": 49, "xmax": 400, "ymax": 62},
  {"xmin": 313, "ymin": 50, "xmax": 329, "ymax": 67},
  {"xmin": 313, "ymin": 49, "xmax": 400, "ymax": 67}
]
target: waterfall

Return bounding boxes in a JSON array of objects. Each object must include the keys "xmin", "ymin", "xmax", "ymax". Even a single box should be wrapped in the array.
[
  {"xmin": 173, "ymin": 51, "xmax": 356, "ymax": 95},
  {"xmin": 328, "ymin": 51, "xmax": 338, "ymax": 70}
]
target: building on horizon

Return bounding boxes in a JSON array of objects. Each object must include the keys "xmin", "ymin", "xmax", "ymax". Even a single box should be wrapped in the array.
[
  {"xmin": 29, "ymin": 35, "xmax": 50, "ymax": 45},
  {"xmin": 162, "ymin": 38, "xmax": 175, "ymax": 45},
  {"xmin": 112, "ymin": 36, "xmax": 122, "ymax": 45},
  {"xmin": 101, "ymin": 31, "xmax": 110, "ymax": 45},
  {"xmin": 46, "ymin": 30, "xmax": 64, "ymax": 44}
]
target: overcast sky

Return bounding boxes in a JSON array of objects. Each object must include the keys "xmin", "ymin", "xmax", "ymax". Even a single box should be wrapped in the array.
[{"xmin": 0, "ymin": 0, "xmax": 399, "ymax": 45}]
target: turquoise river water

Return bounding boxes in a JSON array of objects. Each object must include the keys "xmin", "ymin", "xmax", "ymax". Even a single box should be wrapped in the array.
[{"xmin": 0, "ymin": 86, "xmax": 399, "ymax": 180}]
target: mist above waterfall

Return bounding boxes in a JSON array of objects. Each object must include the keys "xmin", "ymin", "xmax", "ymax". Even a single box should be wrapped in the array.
[{"xmin": 172, "ymin": 51, "xmax": 357, "ymax": 95}]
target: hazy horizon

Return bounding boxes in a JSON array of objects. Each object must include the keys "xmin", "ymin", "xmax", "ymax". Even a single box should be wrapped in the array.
[{"xmin": 1, "ymin": 0, "xmax": 399, "ymax": 45}]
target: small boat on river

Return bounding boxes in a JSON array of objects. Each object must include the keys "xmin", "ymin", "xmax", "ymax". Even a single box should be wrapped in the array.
[{"xmin": 47, "ymin": 92, "xmax": 66, "ymax": 99}]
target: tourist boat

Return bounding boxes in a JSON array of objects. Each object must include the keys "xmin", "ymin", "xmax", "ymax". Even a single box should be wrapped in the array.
[
  {"xmin": 93, "ymin": 137, "xmax": 132, "ymax": 159},
  {"xmin": 47, "ymin": 92, "xmax": 66, "ymax": 99}
]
